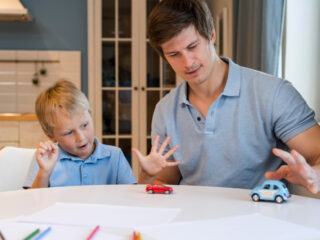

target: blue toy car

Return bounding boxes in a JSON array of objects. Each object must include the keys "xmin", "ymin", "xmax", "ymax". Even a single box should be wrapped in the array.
[{"xmin": 250, "ymin": 180, "xmax": 291, "ymax": 203}]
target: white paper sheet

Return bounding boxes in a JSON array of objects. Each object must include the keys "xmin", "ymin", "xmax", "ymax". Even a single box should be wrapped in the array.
[
  {"xmin": 19, "ymin": 202, "xmax": 181, "ymax": 228},
  {"xmin": 0, "ymin": 221, "xmax": 124, "ymax": 240},
  {"xmin": 138, "ymin": 213, "xmax": 320, "ymax": 240}
]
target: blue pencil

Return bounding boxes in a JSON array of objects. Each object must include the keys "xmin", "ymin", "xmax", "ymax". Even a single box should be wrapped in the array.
[{"xmin": 35, "ymin": 227, "xmax": 52, "ymax": 240}]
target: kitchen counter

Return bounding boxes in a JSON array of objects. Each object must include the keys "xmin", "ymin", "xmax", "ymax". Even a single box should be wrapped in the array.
[{"xmin": 0, "ymin": 113, "xmax": 37, "ymax": 121}]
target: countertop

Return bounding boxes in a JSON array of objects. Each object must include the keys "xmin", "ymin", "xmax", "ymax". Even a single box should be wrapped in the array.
[{"xmin": 0, "ymin": 113, "xmax": 37, "ymax": 121}]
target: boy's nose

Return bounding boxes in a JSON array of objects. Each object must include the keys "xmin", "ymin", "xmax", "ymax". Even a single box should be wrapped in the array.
[{"xmin": 75, "ymin": 131, "xmax": 85, "ymax": 142}]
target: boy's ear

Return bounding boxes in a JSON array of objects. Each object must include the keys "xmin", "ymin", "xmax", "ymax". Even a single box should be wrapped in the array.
[{"xmin": 43, "ymin": 131, "xmax": 57, "ymax": 143}]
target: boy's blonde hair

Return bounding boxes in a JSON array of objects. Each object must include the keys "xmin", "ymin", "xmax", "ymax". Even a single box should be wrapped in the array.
[{"xmin": 35, "ymin": 80, "xmax": 91, "ymax": 137}]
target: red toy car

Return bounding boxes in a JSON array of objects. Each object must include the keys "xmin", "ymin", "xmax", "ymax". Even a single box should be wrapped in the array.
[{"xmin": 146, "ymin": 184, "xmax": 173, "ymax": 194}]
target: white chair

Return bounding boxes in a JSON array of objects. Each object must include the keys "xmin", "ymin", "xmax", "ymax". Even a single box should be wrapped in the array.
[{"xmin": 0, "ymin": 146, "xmax": 36, "ymax": 191}]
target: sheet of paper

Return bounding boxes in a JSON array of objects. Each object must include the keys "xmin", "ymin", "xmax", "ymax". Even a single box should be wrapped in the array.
[
  {"xmin": 0, "ymin": 221, "xmax": 124, "ymax": 240},
  {"xmin": 19, "ymin": 202, "xmax": 180, "ymax": 228},
  {"xmin": 138, "ymin": 213, "xmax": 320, "ymax": 240}
]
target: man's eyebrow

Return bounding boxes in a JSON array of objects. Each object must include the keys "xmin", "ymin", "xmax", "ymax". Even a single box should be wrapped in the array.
[{"xmin": 164, "ymin": 39, "xmax": 199, "ymax": 55}]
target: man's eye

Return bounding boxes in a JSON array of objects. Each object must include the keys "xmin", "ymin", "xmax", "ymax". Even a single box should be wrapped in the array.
[
  {"xmin": 83, "ymin": 123, "xmax": 88, "ymax": 128},
  {"xmin": 65, "ymin": 131, "xmax": 72, "ymax": 136},
  {"xmin": 188, "ymin": 44, "xmax": 196, "ymax": 49}
]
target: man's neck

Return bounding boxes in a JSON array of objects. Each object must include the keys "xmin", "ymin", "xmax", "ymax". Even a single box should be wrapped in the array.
[{"xmin": 188, "ymin": 57, "xmax": 229, "ymax": 109}]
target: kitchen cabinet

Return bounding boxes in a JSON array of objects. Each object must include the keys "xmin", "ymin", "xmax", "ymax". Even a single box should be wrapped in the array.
[{"xmin": 0, "ymin": 114, "xmax": 48, "ymax": 148}]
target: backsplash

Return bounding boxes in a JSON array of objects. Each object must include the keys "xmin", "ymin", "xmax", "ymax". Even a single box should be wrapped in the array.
[{"xmin": 0, "ymin": 50, "xmax": 81, "ymax": 113}]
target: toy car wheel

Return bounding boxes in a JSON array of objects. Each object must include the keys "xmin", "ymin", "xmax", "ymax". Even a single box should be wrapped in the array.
[
  {"xmin": 148, "ymin": 189, "xmax": 154, "ymax": 194},
  {"xmin": 165, "ymin": 190, "xmax": 170, "ymax": 194},
  {"xmin": 275, "ymin": 195, "xmax": 284, "ymax": 203},
  {"xmin": 252, "ymin": 194, "xmax": 260, "ymax": 202}
]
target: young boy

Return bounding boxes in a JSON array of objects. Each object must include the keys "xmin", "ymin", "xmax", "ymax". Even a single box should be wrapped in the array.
[{"xmin": 24, "ymin": 80, "xmax": 138, "ymax": 188}]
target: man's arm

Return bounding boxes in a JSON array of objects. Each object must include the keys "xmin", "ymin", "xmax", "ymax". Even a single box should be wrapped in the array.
[
  {"xmin": 266, "ymin": 124, "xmax": 320, "ymax": 193},
  {"xmin": 153, "ymin": 164, "xmax": 182, "ymax": 184}
]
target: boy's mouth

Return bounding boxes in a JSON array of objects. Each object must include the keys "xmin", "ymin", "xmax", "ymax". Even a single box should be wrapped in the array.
[{"xmin": 78, "ymin": 143, "xmax": 88, "ymax": 150}]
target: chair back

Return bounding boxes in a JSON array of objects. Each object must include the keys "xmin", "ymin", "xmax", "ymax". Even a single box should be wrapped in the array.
[{"xmin": 0, "ymin": 146, "xmax": 36, "ymax": 191}]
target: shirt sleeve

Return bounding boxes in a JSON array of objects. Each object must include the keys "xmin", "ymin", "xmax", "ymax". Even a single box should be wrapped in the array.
[
  {"xmin": 116, "ymin": 149, "xmax": 137, "ymax": 184},
  {"xmin": 23, "ymin": 157, "xmax": 39, "ymax": 188},
  {"xmin": 272, "ymin": 80, "xmax": 316, "ymax": 143}
]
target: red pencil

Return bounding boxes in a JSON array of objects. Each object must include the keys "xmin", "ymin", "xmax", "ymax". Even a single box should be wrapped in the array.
[
  {"xmin": 86, "ymin": 225, "xmax": 100, "ymax": 240},
  {"xmin": 132, "ymin": 231, "xmax": 137, "ymax": 240}
]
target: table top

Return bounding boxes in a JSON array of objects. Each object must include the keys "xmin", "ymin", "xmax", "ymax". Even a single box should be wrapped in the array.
[{"xmin": 1, "ymin": 184, "xmax": 319, "ymax": 230}]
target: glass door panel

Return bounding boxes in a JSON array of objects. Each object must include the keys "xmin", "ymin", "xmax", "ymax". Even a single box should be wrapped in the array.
[{"xmin": 102, "ymin": 0, "xmax": 115, "ymax": 37}]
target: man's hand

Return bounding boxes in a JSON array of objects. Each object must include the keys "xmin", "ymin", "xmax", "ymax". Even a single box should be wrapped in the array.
[
  {"xmin": 36, "ymin": 141, "xmax": 59, "ymax": 174},
  {"xmin": 265, "ymin": 148, "xmax": 320, "ymax": 194},
  {"xmin": 132, "ymin": 135, "xmax": 179, "ymax": 178}
]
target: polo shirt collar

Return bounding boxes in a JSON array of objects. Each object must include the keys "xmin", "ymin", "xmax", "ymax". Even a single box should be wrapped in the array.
[
  {"xmin": 58, "ymin": 137, "xmax": 111, "ymax": 163},
  {"xmin": 220, "ymin": 57, "xmax": 241, "ymax": 97},
  {"xmin": 178, "ymin": 57, "xmax": 241, "ymax": 106}
]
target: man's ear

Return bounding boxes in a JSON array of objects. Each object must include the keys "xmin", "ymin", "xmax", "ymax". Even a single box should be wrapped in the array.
[{"xmin": 211, "ymin": 30, "xmax": 216, "ymax": 44}]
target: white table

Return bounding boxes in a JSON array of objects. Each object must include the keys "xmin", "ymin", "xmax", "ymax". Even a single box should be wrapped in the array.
[{"xmin": 0, "ymin": 184, "xmax": 320, "ymax": 239}]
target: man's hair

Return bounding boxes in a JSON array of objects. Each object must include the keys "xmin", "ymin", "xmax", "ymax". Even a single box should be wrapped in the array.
[
  {"xmin": 35, "ymin": 79, "xmax": 91, "ymax": 137},
  {"xmin": 147, "ymin": 0, "xmax": 214, "ymax": 58}
]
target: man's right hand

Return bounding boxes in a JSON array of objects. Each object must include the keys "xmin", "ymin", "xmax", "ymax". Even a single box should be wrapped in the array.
[{"xmin": 132, "ymin": 135, "xmax": 180, "ymax": 183}]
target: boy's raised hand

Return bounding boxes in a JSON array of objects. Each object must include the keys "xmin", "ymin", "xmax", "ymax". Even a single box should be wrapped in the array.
[
  {"xmin": 36, "ymin": 141, "xmax": 59, "ymax": 174},
  {"xmin": 132, "ymin": 135, "xmax": 179, "ymax": 178}
]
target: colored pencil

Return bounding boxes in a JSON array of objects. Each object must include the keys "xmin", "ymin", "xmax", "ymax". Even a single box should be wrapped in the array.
[
  {"xmin": 23, "ymin": 228, "xmax": 40, "ymax": 240},
  {"xmin": 86, "ymin": 225, "xmax": 100, "ymax": 240},
  {"xmin": 35, "ymin": 227, "xmax": 52, "ymax": 240}
]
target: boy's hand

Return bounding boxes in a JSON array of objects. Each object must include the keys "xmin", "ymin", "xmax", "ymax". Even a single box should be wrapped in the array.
[
  {"xmin": 132, "ymin": 135, "xmax": 179, "ymax": 178},
  {"xmin": 36, "ymin": 141, "xmax": 59, "ymax": 174},
  {"xmin": 265, "ymin": 148, "xmax": 320, "ymax": 194}
]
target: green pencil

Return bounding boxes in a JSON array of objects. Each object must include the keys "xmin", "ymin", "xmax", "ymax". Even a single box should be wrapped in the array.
[{"xmin": 23, "ymin": 228, "xmax": 40, "ymax": 240}]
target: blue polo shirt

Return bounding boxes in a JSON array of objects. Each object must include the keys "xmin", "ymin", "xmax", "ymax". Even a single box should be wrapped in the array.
[
  {"xmin": 24, "ymin": 138, "xmax": 137, "ymax": 187},
  {"xmin": 152, "ymin": 58, "xmax": 316, "ymax": 189}
]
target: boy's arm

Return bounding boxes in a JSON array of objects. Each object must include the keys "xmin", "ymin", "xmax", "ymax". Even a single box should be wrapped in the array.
[
  {"xmin": 30, "ymin": 141, "xmax": 59, "ymax": 188},
  {"xmin": 132, "ymin": 135, "xmax": 180, "ymax": 184}
]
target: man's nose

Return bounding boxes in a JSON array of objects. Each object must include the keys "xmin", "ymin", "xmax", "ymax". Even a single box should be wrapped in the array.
[{"xmin": 181, "ymin": 52, "xmax": 193, "ymax": 69}]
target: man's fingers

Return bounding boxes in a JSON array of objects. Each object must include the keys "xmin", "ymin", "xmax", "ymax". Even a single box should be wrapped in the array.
[
  {"xmin": 163, "ymin": 145, "xmax": 178, "ymax": 159},
  {"xmin": 165, "ymin": 161, "xmax": 180, "ymax": 167},
  {"xmin": 132, "ymin": 148, "xmax": 144, "ymax": 162},
  {"xmin": 150, "ymin": 135, "xmax": 160, "ymax": 153},
  {"xmin": 273, "ymin": 148, "xmax": 295, "ymax": 165},
  {"xmin": 158, "ymin": 136, "xmax": 171, "ymax": 154},
  {"xmin": 265, "ymin": 165, "xmax": 289, "ymax": 180}
]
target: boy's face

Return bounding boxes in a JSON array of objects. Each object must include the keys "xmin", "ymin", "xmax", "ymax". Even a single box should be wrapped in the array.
[
  {"xmin": 49, "ymin": 109, "xmax": 95, "ymax": 160},
  {"xmin": 161, "ymin": 24, "xmax": 216, "ymax": 86}
]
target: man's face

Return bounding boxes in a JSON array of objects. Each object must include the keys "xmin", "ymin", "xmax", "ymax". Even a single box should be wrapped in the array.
[
  {"xmin": 161, "ymin": 25, "xmax": 216, "ymax": 86},
  {"xmin": 50, "ymin": 109, "xmax": 95, "ymax": 160}
]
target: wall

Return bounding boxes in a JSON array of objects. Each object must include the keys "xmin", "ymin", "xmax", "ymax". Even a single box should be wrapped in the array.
[
  {"xmin": 0, "ymin": 0, "xmax": 88, "ymax": 94},
  {"xmin": 284, "ymin": 0, "xmax": 320, "ymax": 121}
]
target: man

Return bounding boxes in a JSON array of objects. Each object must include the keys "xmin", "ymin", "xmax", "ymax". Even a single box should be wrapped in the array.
[{"xmin": 132, "ymin": 0, "xmax": 320, "ymax": 193}]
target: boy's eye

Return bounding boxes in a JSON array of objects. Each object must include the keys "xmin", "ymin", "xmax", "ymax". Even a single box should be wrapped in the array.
[
  {"xmin": 82, "ymin": 123, "xmax": 88, "ymax": 128},
  {"xmin": 64, "ymin": 131, "xmax": 73, "ymax": 136},
  {"xmin": 188, "ymin": 44, "xmax": 197, "ymax": 49}
]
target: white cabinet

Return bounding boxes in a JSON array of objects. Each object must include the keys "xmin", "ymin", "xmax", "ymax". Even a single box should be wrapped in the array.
[{"xmin": 0, "ymin": 115, "xmax": 48, "ymax": 148}]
